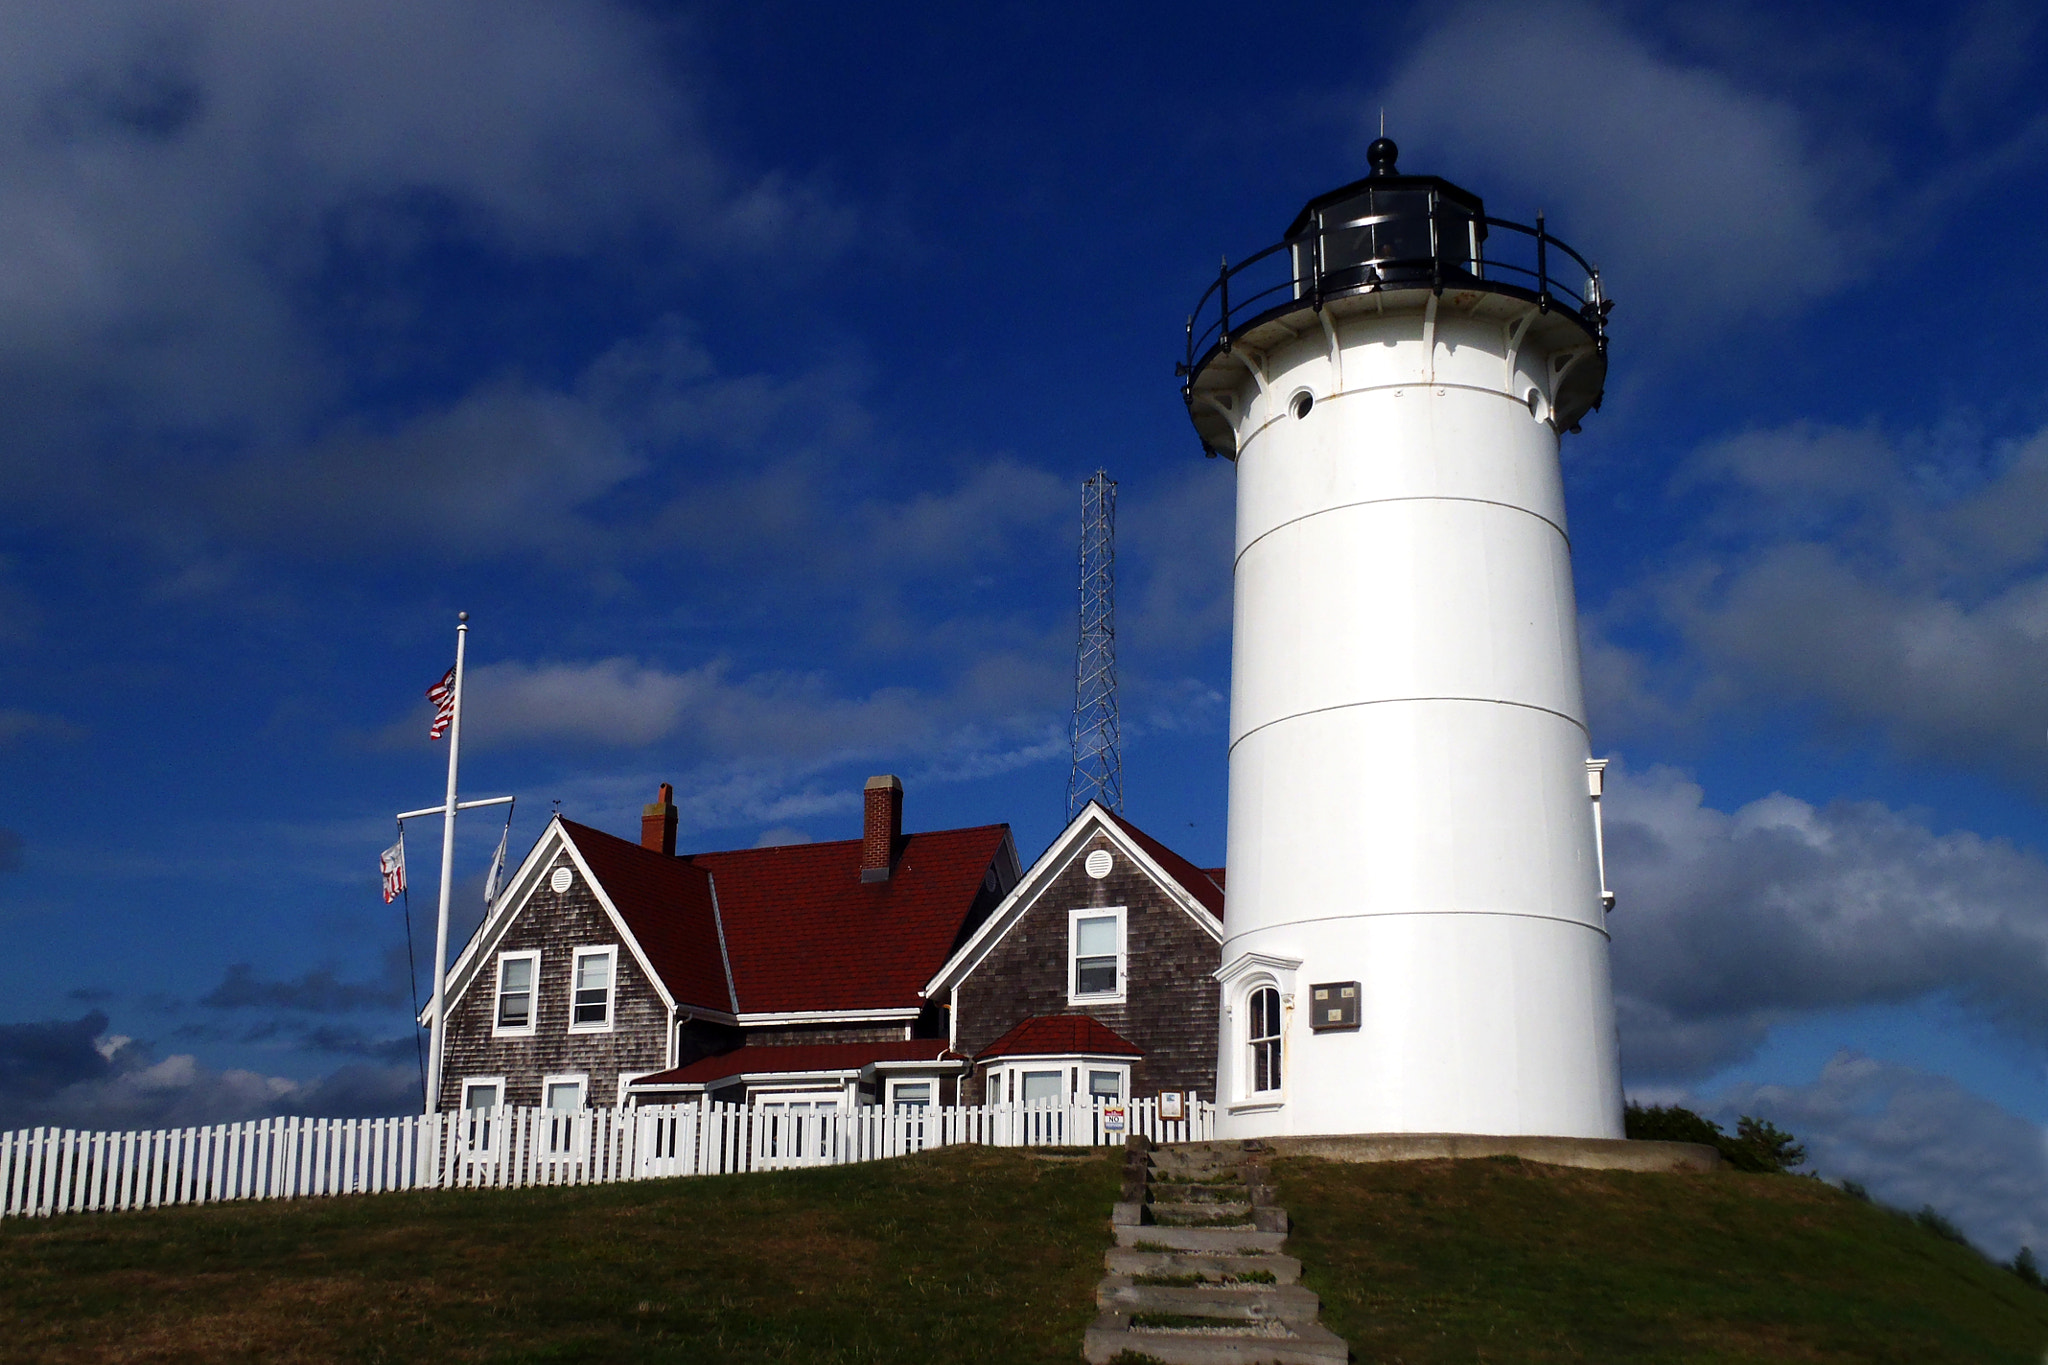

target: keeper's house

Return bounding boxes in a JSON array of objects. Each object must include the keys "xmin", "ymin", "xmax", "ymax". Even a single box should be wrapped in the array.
[{"xmin": 428, "ymin": 776, "xmax": 1224, "ymax": 1119}]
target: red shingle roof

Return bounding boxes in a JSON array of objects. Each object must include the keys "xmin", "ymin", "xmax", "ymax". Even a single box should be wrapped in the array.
[
  {"xmin": 557, "ymin": 817, "xmax": 1008, "ymax": 1018},
  {"xmin": 682, "ymin": 826, "xmax": 1008, "ymax": 1015},
  {"xmin": 629, "ymin": 1039, "xmax": 958, "ymax": 1086},
  {"xmin": 560, "ymin": 820, "xmax": 731, "ymax": 1014},
  {"xmin": 977, "ymin": 1014, "xmax": 1142, "ymax": 1061},
  {"xmin": 1106, "ymin": 810, "xmax": 1224, "ymax": 920}
]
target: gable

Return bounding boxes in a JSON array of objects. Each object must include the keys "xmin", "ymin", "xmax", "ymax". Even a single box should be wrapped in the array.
[
  {"xmin": 564, "ymin": 820, "xmax": 732, "ymax": 1014},
  {"xmin": 923, "ymin": 806, "xmax": 1223, "ymax": 998},
  {"xmin": 437, "ymin": 818, "xmax": 729, "ymax": 1026}
]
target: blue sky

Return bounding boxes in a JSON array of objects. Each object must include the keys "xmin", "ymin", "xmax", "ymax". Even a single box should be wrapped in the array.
[{"xmin": 2, "ymin": 0, "xmax": 2047, "ymax": 1256}]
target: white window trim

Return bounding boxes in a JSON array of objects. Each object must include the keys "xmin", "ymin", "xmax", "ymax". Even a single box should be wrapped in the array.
[
  {"xmin": 491, "ymin": 950, "xmax": 541, "ymax": 1038},
  {"xmin": 539, "ymin": 1073, "xmax": 589, "ymax": 1160},
  {"xmin": 567, "ymin": 944, "xmax": 618, "ymax": 1034},
  {"xmin": 460, "ymin": 1076, "xmax": 506, "ymax": 1154},
  {"xmin": 1067, "ymin": 905, "xmax": 1128, "ymax": 1005},
  {"xmin": 1084, "ymin": 1064, "xmax": 1129, "ymax": 1104},
  {"xmin": 1234, "ymin": 974, "xmax": 1288, "ymax": 1110},
  {"xmin": 461, "ymin": 1076, "xmax": 506, "ymax": 1110},
  {"xmin": 984, "ymin": 1057, "xmax": 1131, "ymax": 1107},
  {"xmin": 886, "ymin": 1077, "xmax": 937, "ymax": 1108},
  {"xmin": 542, "ymin": 1072, "xmax": 589, "ymax": 1109},
  {"xmin": 750, "ymin": 1086, "xmax": 845, "ymax": 1110}
]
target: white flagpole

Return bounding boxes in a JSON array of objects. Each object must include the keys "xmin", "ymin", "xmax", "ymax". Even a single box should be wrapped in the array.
[{"xmin": 424, "ymin": 610, "xmax": 468, "ymax": 1116}]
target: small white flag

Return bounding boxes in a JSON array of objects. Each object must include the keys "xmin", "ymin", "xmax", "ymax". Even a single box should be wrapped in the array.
[
  {"xmin": 380, "ymin": 837, "xmax": 406, "ymax": 904},
  {"xmin": 484, "ymin": 821, "xmax": 510, "ymax": 911},
  {"xmin": 427, "ymin": 666, "xmax": 456, "ymax": 739}
]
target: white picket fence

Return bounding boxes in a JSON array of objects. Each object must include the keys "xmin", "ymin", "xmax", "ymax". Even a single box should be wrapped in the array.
[{"xmin": 0, "ymin": 1095, "xmax": 1214, "ymax": 1219}]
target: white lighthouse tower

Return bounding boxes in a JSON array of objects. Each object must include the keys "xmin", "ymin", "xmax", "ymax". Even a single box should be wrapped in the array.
[{"xmin": 1192, "ymin": 139, "xmax": 1623, "ymax": 1140}]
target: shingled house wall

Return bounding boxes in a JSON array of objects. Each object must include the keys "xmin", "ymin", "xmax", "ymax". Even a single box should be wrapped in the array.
[
  {"xmin": 952, "ymin": 830, "xmax": 1220, "ymax": 1104},
  {"xmin": 437, "ymin": 856, "xmax": 669, "ymax": 1112}
]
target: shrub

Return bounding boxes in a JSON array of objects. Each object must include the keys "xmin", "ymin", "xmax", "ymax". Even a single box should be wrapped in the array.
[
  {"xmin": 1913, "ymin": 1205, "xmax": 1975, "ymax": 1249},
  {"xmin": 2011, "ymin": 1246, "xmax": 2044, "ymax": 1289},
  {"xmin": 1623, "ymin": 1103, "xmax": 1807, "ymax": 1173},
  {"xmin": 1725, "ymin": 1116, "xmax": 1807, "ymax": 1174},
  {"xmin": 1840, "ymin": 1179, "xmax": 1871, "ymax": 1202},
  {"xmin": 1624, "ymin": 1102, "xmax": 1725, "ymax": 1148}
]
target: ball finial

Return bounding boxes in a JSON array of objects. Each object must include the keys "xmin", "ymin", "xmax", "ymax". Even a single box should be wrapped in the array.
[
  {"xmin": 458, "ymin": 611, "xmax": 469, "ymax": 624},
  {"xmin": 1367, "ymin": 137, "xmax": 1399, "ymax": 177}
]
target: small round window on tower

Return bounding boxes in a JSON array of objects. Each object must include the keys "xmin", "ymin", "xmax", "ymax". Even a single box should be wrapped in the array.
[{"xmin": 1290, "ymin": 390, "xmax": 1314, "ymax": 420}]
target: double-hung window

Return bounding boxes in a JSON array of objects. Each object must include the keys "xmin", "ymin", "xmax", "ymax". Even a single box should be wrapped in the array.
[
  {"xmin": 569, "ymin": 946, "xmax": 616, "ymax": 1031},
  {"xmin": 543, "ymin": 1074, "xmax": 587, "ymax": 1157},
  {"xmin": 461, "ymin": 1078, "xmax": 503, "ymax": 1154},
  {"xmin": 1068, "ymin": 907, "xmax": 1126, "ymax": 1004},
  {"xmin": 493, "ymin": 951, "xmax": 539, "ymax": 1035},
  {"xmin": 1248, "ymin": 986, "xmax": 1282, "ymax": 1094}
]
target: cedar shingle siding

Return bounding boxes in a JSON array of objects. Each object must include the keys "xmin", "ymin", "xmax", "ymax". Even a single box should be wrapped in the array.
[
  {"xmin": 438, "ymin": 859, "xmax": 668, "ymax": 1112},
  {"xmin": 954, "ymin": 831, "xmax": 1220, "ymax": 1103}
]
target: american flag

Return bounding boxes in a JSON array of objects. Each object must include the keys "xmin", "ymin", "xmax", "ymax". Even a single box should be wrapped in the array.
[
  {"xmin": 380, "ymin": 837, "xmax": 406, "ymax": 904},
  {"xmin": 427, "ymin": 666, "xmax": 456, "ymax": 739}
]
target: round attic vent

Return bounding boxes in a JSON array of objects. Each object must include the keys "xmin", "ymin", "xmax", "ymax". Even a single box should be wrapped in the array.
[
  {"xmin": 550, "ymin": 866, "xmax": 573, "ymax": 894},
  {"xmin": 1084, "ymin": 849, "xmax": 1113, "ymax": 879}
]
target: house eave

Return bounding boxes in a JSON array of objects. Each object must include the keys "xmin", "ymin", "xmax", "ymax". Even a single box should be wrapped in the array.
[{"xmin": 733, "ymin": 1007, "xmax": 923, "ymax": 1026}]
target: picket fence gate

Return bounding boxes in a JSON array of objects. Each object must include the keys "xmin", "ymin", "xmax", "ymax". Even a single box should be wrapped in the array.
[{"xmin": 0, "ymin": 1095, "xmax": 1215, "ymax": 1219}]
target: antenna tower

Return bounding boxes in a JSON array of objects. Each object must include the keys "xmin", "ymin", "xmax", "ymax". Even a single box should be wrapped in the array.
[{"xmin": 1067, "ymin": 469, "xmax": 1122, "ymax": 819}]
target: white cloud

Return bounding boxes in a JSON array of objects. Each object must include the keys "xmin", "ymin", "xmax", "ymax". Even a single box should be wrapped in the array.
[
  {"xmin": 0, "ymin": 2, "xmax": 835, "ymax": 534},
  {"xmin": 1606, "ymin": 761, "xmax": 2048, "ymax": 1078},
  {"xmin": 0, "ymin": 1011, "xmax": 417, "ymax": 1128},
  {"xmin": 1377, "ymin": 0, "xmax": 1878, "ymax": 325},
  {"xmin": 1596, "ymin": 419, "xmax": 2048, "ymax": 780},
  {"xmin": 1706, "ymin": 1053, "xmax": 2048, "ymax": 1261}
]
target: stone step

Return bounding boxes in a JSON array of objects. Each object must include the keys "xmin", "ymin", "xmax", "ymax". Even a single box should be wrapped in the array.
[
  {"xmin": 1098, "ymin": 1275, "xmax": 1320, "ymax": 1318},
  {"xmin": 1117, "ymin": 1225, "xmax": 1288, "ymax": 1253},
  {"xmin": 1102, "ymin": 1248, "xmax": 1303, "ymax": 1283},
  {"xmin": 1148, "ymin": 1205, "xmax": 1254, "ymax": 1229},
  {"xmin": 1082, "ymin": 1312, "xmax": 1350, "ymax": 1365},
  {"xmin": 1148, "ymin": 1182, "xmax": 1251, "ymax": 1203}
]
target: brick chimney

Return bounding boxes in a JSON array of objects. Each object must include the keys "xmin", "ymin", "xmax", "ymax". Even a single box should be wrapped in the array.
[
  {"xmin": 860, "ymin": 775, "xmax": 903, "ymax": 884},
  {"xmin": 641, "ymin": 782, "xmax": 678, "ymax": 856}
]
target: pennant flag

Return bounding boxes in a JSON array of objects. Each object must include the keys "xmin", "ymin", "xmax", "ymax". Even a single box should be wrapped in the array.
[
  {"xmin": 427, "ymin": 666, "xmax": 457, "ymax": 739},
  {"xmin": 380, "ymin": 836, "xmax": 407, "ymax": 904},
  {"xmin": 484, "ymin": 820, "xmax": 510, "ymax": 911}
]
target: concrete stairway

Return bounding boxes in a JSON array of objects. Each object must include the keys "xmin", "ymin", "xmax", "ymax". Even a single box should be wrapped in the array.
[{"xmin": 1083, "ymin": 1138, "xmax": 1348, "ymax": 1365}]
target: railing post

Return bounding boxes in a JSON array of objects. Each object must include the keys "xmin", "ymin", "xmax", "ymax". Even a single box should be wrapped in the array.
[
  {"xmin": 1536, "ymin": 211, "xmax": 1550, "ymax": 314},
  {"xmin": 1428, "ymin": 190, "xmax": 1442, "ymax": 296},
  {"xmin": 1310, "ymin": 226, "xmax": 1324, "ymax": 313},
  {"xmin": 1218, "ymin": 256, "xmax": 1231, "ymax": 354}
]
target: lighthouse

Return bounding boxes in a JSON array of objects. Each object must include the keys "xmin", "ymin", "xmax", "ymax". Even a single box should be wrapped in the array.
[{"xmin": 1189, "ymin": 139, "xmax": 1623, "ymax": 1140}]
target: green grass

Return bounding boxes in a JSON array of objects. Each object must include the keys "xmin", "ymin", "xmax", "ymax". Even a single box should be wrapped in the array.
[
  {"xmin": 0, "ymin": 1144, "xmax": 1119, "ymax": 1364},
  {"xmin": 13, "ymin": 1142, "xmax": 2045, "ymax": 1363},
  {"xmin": 1277, "ymin": 1154, "xmax": 2048, "ymax": 1364}
]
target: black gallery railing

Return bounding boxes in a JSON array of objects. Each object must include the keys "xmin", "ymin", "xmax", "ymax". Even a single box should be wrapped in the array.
[{"xmin": 1179, "ymin": 203, "xmax": 1611, "ymax": 385}]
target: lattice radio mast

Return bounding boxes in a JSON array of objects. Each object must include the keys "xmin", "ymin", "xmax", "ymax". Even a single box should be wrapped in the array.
[{"xmin": 1067, "ymin": 469, "xmax": 1122, "ymax": 819}]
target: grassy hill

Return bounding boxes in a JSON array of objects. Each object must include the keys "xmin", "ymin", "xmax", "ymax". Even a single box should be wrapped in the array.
[
  {"xmin": 1279, "ymin": 1154, "xmax": 2048, "ymax": 1364},
  {"xmin": 1, "ymin": 1144, "xmax": 2041, "ymax": 1363}
]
